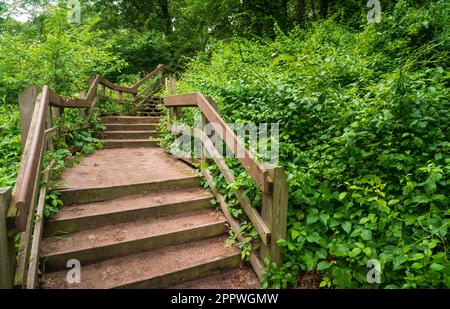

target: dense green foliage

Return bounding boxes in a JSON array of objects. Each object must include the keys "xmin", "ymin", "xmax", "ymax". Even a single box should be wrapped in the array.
[
  {"xmin": 0, "ymin": 105, "xmax": 21, "ymax": 187},
  {"xmin": 0, "ymin": 8, "xmax": 121, "ymax": 189},
  {"xmin": 174, "ymin": 0, "xmax": 449, "ymax": 288}
]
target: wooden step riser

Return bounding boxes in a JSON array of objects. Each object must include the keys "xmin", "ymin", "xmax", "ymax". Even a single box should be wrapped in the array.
[
  {"xmin": 101, "ymin": 117, "xmax": 160, "ymax": 124},
  {"xmin": 117, "ymin": 254, "xmax": 241, "ymax": 289},
  {"xmin": 59, "ymin": 177, "xmax": 201, "ymax": 205},
  {"xmin": 101, "ymin": 132, "xmax": 161, "ymax": 139},
  {"xmin": 103, "ymin": 140, "xmax": 159, "ymax": 148},
  {"xmin": 44, "ymin": 198, "xmax": 213, "ymax": 237},
  {"xmin": 103, "ymin": 124, "xmax": 158, "ymax": 131},
  {"xmin": 41, "ymin": 223, "xmax": 227, "ymax": 272}
]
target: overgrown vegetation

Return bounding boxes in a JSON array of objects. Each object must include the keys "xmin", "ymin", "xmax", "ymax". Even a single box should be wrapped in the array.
[{"xmin": 172, "ymin": 0, "xmax": 449, "ymax": 288}]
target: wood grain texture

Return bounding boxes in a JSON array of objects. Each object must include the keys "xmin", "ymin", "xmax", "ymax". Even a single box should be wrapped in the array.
[{"xmin": 0, "ymin": 188, "xmax": 13, "ymax": 289}]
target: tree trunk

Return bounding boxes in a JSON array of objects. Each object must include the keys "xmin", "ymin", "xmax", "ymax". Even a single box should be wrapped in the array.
[
  {"xmin": 321, "ymin": 0, "xmax": 328, "ymax": 19},
  {"xmin": 159, "ymin": 0, "xmax": 171, "ymax": 34},
  {"xmin": 297, "ymin": 0, "xmax": 305, "ymax": 23}
]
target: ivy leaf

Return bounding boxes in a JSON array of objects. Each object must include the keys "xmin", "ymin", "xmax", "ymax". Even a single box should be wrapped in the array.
[
  {"xmin": 376, "ymin": 199, "xmax": 390, "ymax": 213},
  {"xmin": 430, "ymin": 263, "xmax": 445, "ymax": 271},
  {"xmin": 330, "ymin": 243, "xmax": 348, "ymax": 257},
  {"xmin": 306, "ymin": 231, "xmax": 320, "ymax": 243},
  {"xmin": 315, "ymin": 248, "xmax": 328, "ymax": 259},
  {"xmin": 319, "ymin": 213, "xmax": 329, "ymax": 225},
  {"xmin": 405, "ymin": 216, "xmax": 416, "ymax": 225},
  {"xmin": 307, "ymin": 213, "xmax": 319, "ymax": 224},
  {"xmin": 423, "ymin": 178, "xmax": 436, "ymax": 194},
  {"xmin": 317, "ymin": 261, "xmax": 332, "ymax": 271},
  {"xmin": 360, "ymin": 229, "xmax": 372, "ymax": 241},
  {"xmin": 363, "ymin": 247, "xmax": 371, "ymax": 257},
  {"xmin": 303, "ymin": 251, "xmax": 318, "ymax": 272},
  {"xmin": 291, "ymin": 229, "xmax": 300, "ymax": 240},
  {"xmin": 348, "ymin": 247, "xmax": 362, "ymax": 258},
  {"xmin": 342, "ymin": 221, "xmax": 352, "ymax": 234},
  {"xmin": 412, "ymin": 195, "xmax": 430, "ymax": 204},
  {"xmin": 431, "ymin": 194, "xmax": 446, "ymax": 202}
]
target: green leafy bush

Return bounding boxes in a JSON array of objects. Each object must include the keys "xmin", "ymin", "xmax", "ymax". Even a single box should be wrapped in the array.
[
  {"xmin": 0, "ymin": 104, "xmax": 21, "ymax": 187},
  {"xmin": 173, "ymin": 0, "xmax": 449, "ymax": 288}
]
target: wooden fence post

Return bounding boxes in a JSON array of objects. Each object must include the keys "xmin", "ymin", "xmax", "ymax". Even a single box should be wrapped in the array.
[
  {"xmin": 116, "ymin": 90, "xmax": 123, "ymax": 102},
  {"xmin": 0, "ymin": 188, "xmax": 13, "ymax": 289},
  {"xmin": 260, "ymin": 166, "xmax": 289, "ymax": 266},
  {"xmin": 19, "ymin": 85, "xmax": 39, "ymax": 150}
]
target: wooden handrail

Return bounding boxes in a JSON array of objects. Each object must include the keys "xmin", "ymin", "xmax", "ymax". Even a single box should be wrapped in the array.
[
  {"xmin": 131, "ymin": 64, "xmax": 175, "ymax": 90},
  {"xmin": 164, "ymin": 87, "xmax": 288, "ymax": 269},
  {"xmin": 1, "ymin": 65, "xmax": 173, "ymax": 288},
  {"xmin": 165, "ymin": 92, "xmax": 272, "ymax": 193},
  {"xmin": 9, "ymin": 65, "xmax": 171, "ymax": 232},
  {"xmin": 13, "ymin": 86, "xmax": 49, "ymax": 231}
]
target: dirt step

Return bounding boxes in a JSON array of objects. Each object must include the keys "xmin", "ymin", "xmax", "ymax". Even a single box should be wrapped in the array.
[
  {"xmin": 58, "ymin": 175, "xmax": 200, "ymax": 205},
  {"xmin": 170, "ymin": 267, "xmax": 260, "ymax": 289},
  {"xmin": 41, "ymin": 209, "xmax": 227, "ymax": 271},
  {"xmin": 56, "ymin": 148, "xmax": 199, "ymax": 205},
  {"xmin": 40, "ymin": 236, "xmax": 241, "ymax": 289},
  {"xmin": 103, "ymin": 123, "xmax": 158, "ymax": 131},
  {"xmin": 101, "ymin": 131, "xmax": 160, "ymax": 140},
  {"xmin": 44, "ymin": 188, "xmax": 213, "ymax": 236},
  {"xmin": 101, "ymin": 116, "xmax": 160, "ymax": 124},
  {"xmin": 103, "ymin": 139, "xmax": 159, "ymax": 149}
]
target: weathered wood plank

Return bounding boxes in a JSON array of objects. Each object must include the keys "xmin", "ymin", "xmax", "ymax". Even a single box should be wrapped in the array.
[
  {"xmin": 0, "ymin": 188, "xmax": 13, "ymax": 289},
  {"xmin": 199, "ymin": 129, "xmax": 271, "ymax": 245},
  {"xmin": 13, "ymin": 86, "xmax": 49, "ymax": 232},
  {"xmin": 164, "ymin": 92, "xmax": 199, "ymax": 107},
  {"xmin": 196, "ymin": 93, "xmax": 271, "ymax": 193},
  {"xmin": 47, "ymin": 88, "xmax": 61, "ymax": 106},
  {"xmin": 260, "ymin": 166, "xmax": 288, "ymax": 266},
  {"xmin": 14, "ymin": 139, "xmax": 45, "ymax": 288},
  {"xmin": 201, "ymin": 168, "xmax": 263, "ymax": 279},
  {"xmin": 98, "ymin": 77, "xmax": 136, "ymax": 94},
  {"xmin": 169, "ymin": 123, "xmax": 271, "ymax": 245},
  {"xmin": 45, "ymin": 106, "xmax": 55, "ymax": 153},
  {"xmin": 132, "ymin": 64, "xmax": 174, "ymax": 90},
  {"xmin": 26, "ymin": 161, "xmax": 54, "ymax": 289},
  {"xmin": 60, "ymin": 98, "xmax": 92, "ymax": 108},
  {"xmin": 19, "ymin": 85, "xmax": 39, "ymax": 150},
  {"xmin": 165, "ymin": 92, "xmax": 271, "ymax": 193}
]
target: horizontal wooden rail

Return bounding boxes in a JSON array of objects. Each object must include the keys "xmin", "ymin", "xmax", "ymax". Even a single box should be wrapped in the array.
[
  {"xmin": 132, "ymin": 64, "xmax": 175, "ymax": 90},
  {"xmin": 164, "ymin": 89, "xmax": 288, "ymax": 267},
  {"xmin": 170, "ymin": 124, "xmax": 271, "ymax": 245},
  {"xmin": 165, "ymin": 92, "xmax": 271, "ymax": 193},
  {"xmin": 201, "ymin": 168, "xmax": 264, "ymax": 279},
  {"xmin": 9, "ymin": 65, "xmax": 172, "ymax": 233},
  {"xmin": 3, "ymin": 65, "xmax": 174, "ymax": 289}
]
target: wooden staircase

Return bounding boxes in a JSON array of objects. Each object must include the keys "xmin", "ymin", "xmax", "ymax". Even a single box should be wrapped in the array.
[
  {"xmin": 38, "ymin": 116, "xmax": 259, "ymax": 289},
  {"xmin": 101, "ymin": 116, "xmax": 160, "ymax": 149},
  {"xmin": 2, "ymin": 66, "xmax": 287, "ymax": 290}
]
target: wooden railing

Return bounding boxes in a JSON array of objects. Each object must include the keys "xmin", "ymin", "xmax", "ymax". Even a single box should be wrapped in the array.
[
  {"xmin": 164, "ymin": 90, "xmax": 288, "ymax": 278},
  {"xmin": 0, "ymin": 64, "xmax": 174, "ymax": 289}
]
